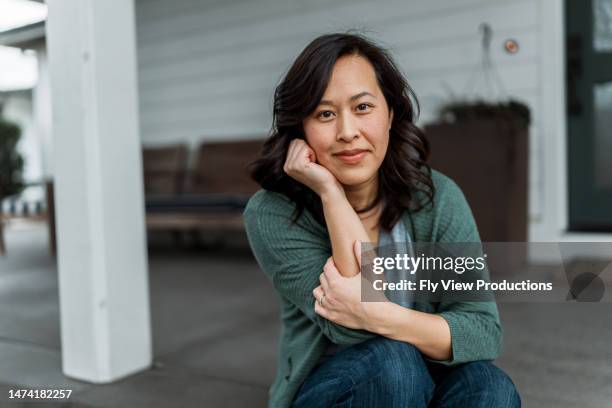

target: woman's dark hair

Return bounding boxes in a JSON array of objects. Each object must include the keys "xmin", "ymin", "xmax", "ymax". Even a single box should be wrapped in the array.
[{"xmin": 250, "ymin": 32, "xmax": 434, "ymax": 231}]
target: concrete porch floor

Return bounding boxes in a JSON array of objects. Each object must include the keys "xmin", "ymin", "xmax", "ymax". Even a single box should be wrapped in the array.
[{"xmin": 1, "ymin": 222, "xmax": 611, "ymax": 407}]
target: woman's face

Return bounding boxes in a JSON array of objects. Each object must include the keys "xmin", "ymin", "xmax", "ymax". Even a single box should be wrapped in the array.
[{"xmin": 303, "ymin": 54, "xmax": 393, "ymax": 187}]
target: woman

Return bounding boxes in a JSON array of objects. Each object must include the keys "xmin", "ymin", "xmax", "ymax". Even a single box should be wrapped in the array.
[{"xmin": 244, "ymin": 33, "xmax": 520, "ymax": 408}]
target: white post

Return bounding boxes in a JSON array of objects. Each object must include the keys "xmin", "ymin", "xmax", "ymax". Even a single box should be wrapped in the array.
[
  {"xmin": 46, "ymin": 0, "xmax": 152, "ymax": 382},
  {"xmin": 32, "ymin": 46, "xmax": 54, "ymax": 180}
]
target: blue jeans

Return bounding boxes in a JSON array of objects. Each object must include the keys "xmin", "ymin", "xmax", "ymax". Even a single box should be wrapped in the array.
[{"xmin": 293, "ymin": 337, "xmax": 520, "ymax": 408}]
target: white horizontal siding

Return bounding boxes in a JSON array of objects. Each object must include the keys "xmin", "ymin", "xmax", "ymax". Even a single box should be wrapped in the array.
[{"xmin": 135, "ymin": 0, "xmax": 547, "ymax": 220}]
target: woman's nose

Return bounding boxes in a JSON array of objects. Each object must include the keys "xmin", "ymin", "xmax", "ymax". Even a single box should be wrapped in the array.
[{"xmin": 336, "ymin": 113, "xmax": 359, "ymax": 142}]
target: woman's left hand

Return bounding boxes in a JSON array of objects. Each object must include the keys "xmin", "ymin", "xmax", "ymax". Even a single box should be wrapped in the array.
[{"xmin": 313, "ymin": 243, "xmax": 370, "ymax": 329}]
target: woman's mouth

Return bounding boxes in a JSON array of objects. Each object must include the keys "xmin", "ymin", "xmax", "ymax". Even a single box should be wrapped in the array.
[{"xmin": 333, "ymin": 149, "xmax": 369, "ymax": 164}]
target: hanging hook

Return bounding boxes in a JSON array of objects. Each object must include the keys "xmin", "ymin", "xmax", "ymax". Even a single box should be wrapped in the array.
[
  {"xmin": 479, "ymin": 23, "xmax": 492, "ymax": 53},
  {"xmin": 461, "ymin": 22, "xmax": 507, "ymax": 100}
]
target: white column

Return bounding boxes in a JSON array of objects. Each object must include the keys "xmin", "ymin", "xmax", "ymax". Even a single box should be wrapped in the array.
[
  {"xmin": 46, "ymin": 0, "xmax": 152, "ymax": 382},
  {"xmin": 32, "ymin": 46, "xmax": 54, "ymax": 179}
]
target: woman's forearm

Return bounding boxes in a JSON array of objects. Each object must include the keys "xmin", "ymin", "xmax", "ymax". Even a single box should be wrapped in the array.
[
  {"xmin": 364, "ymin": 302, "xmax": 452, "ymax": 361},
  {"xmin": 320, "ymin": 187, "xmax": 371, "ymax": 277}
]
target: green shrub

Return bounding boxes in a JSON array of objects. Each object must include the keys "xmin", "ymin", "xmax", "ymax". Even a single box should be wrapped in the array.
[
  {"xmin": 0, "ymin": 117, "xmax": 24, "ymax": 200},
  {"xmin": 437, "ymin": 99, "xmax": 531, "ymax": 127}
]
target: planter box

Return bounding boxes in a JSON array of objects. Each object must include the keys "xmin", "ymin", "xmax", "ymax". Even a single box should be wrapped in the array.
[{"xmin": 425, "ymin": 119, "xmax": 528, "ymax": 243}]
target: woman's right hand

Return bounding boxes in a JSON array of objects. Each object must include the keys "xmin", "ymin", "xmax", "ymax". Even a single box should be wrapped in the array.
[{"xmin": 284, "ymin": 139, "xmax": 342, "ymax": 197}]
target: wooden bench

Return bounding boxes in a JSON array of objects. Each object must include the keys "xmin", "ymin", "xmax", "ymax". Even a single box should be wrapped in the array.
[
  {"xmin": 142, "ymin": 144, "xmax": 189, "ymax": 195},
  {"xmin": 0, "ymin": 139, "xmax": 265, "ymax": 254},
  {"xmin": 143, "ymin": 139, "xmax": 264, "ymax": 236}
]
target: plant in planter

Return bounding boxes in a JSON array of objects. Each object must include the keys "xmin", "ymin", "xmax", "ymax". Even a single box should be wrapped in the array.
[
  {"xmin": 0, "ymin": 115, "xmax": 25, "ymax": 254},
  {"xmin": 425, "ymin": 99, "xmax": 531, "ymax": 247},
  {"xmin": 424, "ymin": 22, "xmax": 533, "ymax": 264},
  {"xmin": 437, "ymin": 99, "xmax": 531, "ymax": 127},
  {"xmin": 0, "ymin": 116, "xmax": 25, "ymax": 201}
]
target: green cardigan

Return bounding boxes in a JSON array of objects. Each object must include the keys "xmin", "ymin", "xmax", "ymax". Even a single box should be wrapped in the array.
[{"xmin": 243, "ymin": 170, "xmax": 502, "ymax": 408}]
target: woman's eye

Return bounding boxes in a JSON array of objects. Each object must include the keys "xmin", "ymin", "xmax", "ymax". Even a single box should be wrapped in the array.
[
  {"xmin": 357, "ymin": 103, "xmax": 372, "ymax": 112},
  {"xmin": 317, "ymin": 110, "xmax": 334, "ymax": 119}
]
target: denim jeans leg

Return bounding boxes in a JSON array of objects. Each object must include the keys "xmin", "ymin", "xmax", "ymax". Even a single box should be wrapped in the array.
[
  {"xmin": 428, "ymin": 361, "xmax": 521, "ymax": 408},
  {"xmin": 293, "ymin": 336, "xmax": 434, "ymax": 408}
]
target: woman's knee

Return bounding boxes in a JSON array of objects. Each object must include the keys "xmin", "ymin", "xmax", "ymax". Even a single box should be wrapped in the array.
[
  {"xmin": 295, "ymin": 338, "xmax": 435, "ymax": 407},
  {"xmin": 351, "ymin": 337, "xmax": 434, "ymax": 397},
  {"xmin": 458, "ymin": 361, "xmax": 520, "ymax": 407},
  {"xmin": 353, "ymin": 337, "xmax": 425, "ymax": 372},
  {"xmin": 368, "ymin": 337, "xmax": 424, "ymax": 365}
]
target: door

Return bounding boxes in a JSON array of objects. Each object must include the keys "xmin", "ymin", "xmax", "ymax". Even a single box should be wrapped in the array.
[{"xmin": 566, "ymin": 0, "xmax": 612, "ymax": 231}]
